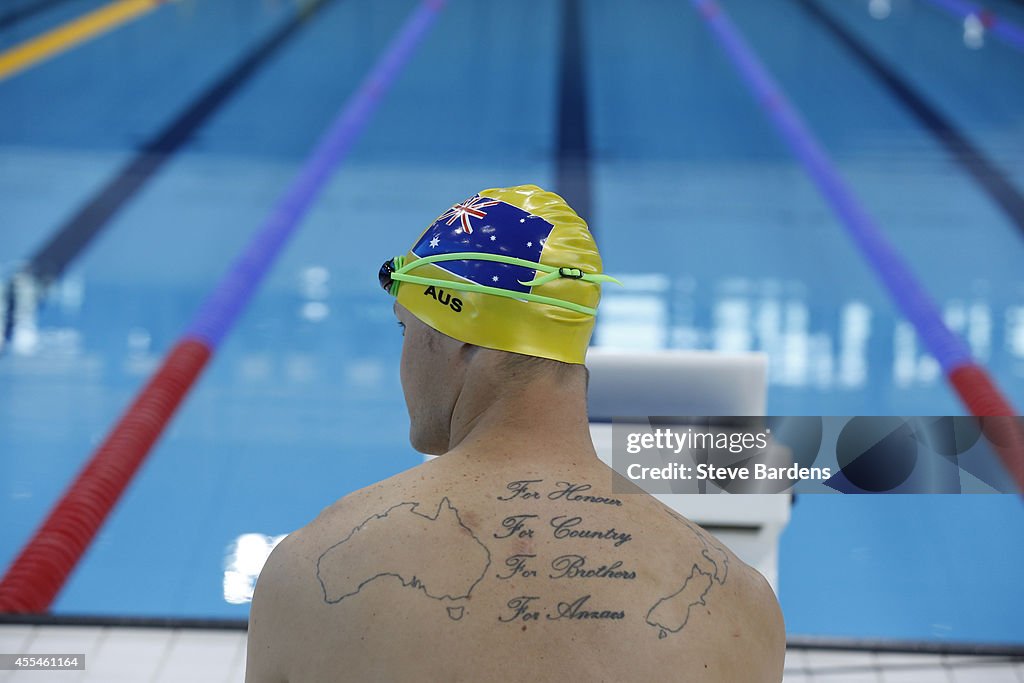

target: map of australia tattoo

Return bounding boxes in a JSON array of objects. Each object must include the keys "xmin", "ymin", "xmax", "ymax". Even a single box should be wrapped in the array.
[
  {"xmin": 316, "ymin": 497, "xmax": 491, "ymax": 621},
  {"xmin": 646, "ymin": 507, "xmax": 730, "ymax": 639}
]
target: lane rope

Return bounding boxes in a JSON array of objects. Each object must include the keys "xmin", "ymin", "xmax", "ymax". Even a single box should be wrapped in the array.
[
  {"xmin": 8, "ymin": 0, "xmax": 343, "ymax": 303},
  {"xmin": 0, "ymin": 0, "xmax": 447, "ymax": 613},
  {"xmin": 0, "ymin": 0, "xmax": 167, "ymax": 83},
  {"xmin": 689, "ymin": 0, "xmax": 1023, "ymax": 489}
]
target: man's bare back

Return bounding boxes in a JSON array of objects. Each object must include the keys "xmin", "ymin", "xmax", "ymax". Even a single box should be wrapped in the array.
[{"xmin": 247, "ymin": 453, "xmax": 785, "ymax": 682}]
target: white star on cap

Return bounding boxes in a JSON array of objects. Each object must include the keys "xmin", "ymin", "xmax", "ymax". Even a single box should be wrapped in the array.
[
  {"xmin": 526, "ymin": 241, "xmax": 532, "ymax": 247},
  {"xmin": 490, "ymin": 235, "xmax": 496, "ymax": 241},
  {"xmin": 492, "ymin": 276, "xmax": 499, "ymax": 282},
  {"xmin": 429, "ymin": 235, "xmax": 440, "ymax": 248}
]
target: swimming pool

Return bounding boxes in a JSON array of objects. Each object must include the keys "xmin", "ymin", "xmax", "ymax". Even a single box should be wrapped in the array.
[{"xmin": 1, "ymin": 0, "xmax": 1022, "ymax": 643}]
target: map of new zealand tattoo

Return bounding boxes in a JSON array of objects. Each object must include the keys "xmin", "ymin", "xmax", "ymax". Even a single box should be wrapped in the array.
[
  {"xmin": 646, "ymin": 507, "xmax": 730, "ymax": 639},
  {"xmin": 316, "ymin": 497, "xmax": 491, "ymax": 621}
]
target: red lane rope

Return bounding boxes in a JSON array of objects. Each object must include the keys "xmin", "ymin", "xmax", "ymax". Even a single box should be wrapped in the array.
[
  {"xmin": 0, "ymin": 0, "xmax": 445, "ymax": 613},
  {"xmin": 0, "ymin": 339, "xmax": 211, "ymax": 613},
  {"xmin": 948, "ymin": 363, "xmax": 1024, "ymax": 492}
]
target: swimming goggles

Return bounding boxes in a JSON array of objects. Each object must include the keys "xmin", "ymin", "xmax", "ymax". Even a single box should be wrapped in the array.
[{"xmin": 378, "ymin": 252, "xmax": 620, "ymax": 316}]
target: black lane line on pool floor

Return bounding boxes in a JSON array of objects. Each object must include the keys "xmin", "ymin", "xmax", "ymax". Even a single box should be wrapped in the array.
[
  {"xmin": 797, "ymin": 0, "xmax": 1024, "ymax": 240},
  {"xmin": 16, "ymin": 0, "xmax": 342, "ymax": 293},
  {"xmin": 555, "ymin": 0, "xmax": 593, "ymax": 230},
  {"xmin": 0, "ymin": 0, "xmax": 76, "ymax": 32}
]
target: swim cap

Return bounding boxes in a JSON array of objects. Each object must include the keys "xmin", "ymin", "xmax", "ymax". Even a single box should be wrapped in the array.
[{"xmin": 378, "ymin": 185, "xmax": 618, "ymax": 364}]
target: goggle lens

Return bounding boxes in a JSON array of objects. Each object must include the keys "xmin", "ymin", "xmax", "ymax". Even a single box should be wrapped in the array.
[{"xmin": 378, "ymin": 259, "xmax": 396, "ymax": 294}]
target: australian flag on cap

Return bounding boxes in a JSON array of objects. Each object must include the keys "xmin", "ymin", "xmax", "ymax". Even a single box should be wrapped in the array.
[{"xmin": 411, "ymin": 194, "xmax": 554, "ymax": 294}]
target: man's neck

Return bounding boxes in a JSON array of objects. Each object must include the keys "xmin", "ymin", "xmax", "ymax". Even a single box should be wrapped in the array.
[{"xmin": 445, "ymin": 374, "xmax": 597, "ymax": 464}]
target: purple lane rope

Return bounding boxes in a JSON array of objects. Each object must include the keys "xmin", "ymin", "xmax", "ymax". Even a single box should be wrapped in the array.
[
  {"xmin": 688, "ymin": 0, "xmax": 1023, "ymax": 489},
  {"xmin": 0, "ymin": 0, "xmax": 447, "ymax": 612},
  {"xmin": 187, "ymin": 0, "xmax": 447, "ymax": 349},
  {"xmin": 689, "ymin": 0, "xmax": 975, "ymax": 373}
]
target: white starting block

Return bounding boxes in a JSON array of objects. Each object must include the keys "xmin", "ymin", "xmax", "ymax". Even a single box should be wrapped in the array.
[{"xmin": 586, "ymin": 348, "xmax": 790, "ymax": 590}]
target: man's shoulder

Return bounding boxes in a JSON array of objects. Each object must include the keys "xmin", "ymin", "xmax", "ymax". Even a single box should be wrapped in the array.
[
  {"xmin": 647, "ymin": 499, "xmax": 786, "ymax": 671},
  {"xmin": 253, "ymin": 474, "xmax": 403, "ymax": 600},
  {"xmin": 720, "ymin": 563, "xmax": 786, "ymax": 680},
  {"xmin": 246, "ymin": 476, "xmax": 419, "ymax": 681},
  {"xmin": 271, "ymin": 466, "xmax": 419, "ymax": 559},
  {"xmin": 263, "ymin": 461, "xmax": 443, "ymax": 592}
]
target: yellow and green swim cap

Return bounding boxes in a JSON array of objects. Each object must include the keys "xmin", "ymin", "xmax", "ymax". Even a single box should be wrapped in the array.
[{"xmin": 378, "ymin": 184, "xmax": 619, "ymax": 364}]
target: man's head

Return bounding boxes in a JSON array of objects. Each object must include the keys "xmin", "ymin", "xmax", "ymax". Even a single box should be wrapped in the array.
[{"xmin": 382, "ymin": 185, "xmax": 614, "ymax": 454}]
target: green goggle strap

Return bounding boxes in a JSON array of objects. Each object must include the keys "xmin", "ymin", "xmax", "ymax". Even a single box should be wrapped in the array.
[{"xmin": 389, "ymin": 252, "xmax": 621, "ymax": 316}]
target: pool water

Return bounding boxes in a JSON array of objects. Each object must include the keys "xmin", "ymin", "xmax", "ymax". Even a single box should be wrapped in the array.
[{"xmin": 1, "ymin": 0, "xmax": 1023, "ymax": 643}]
